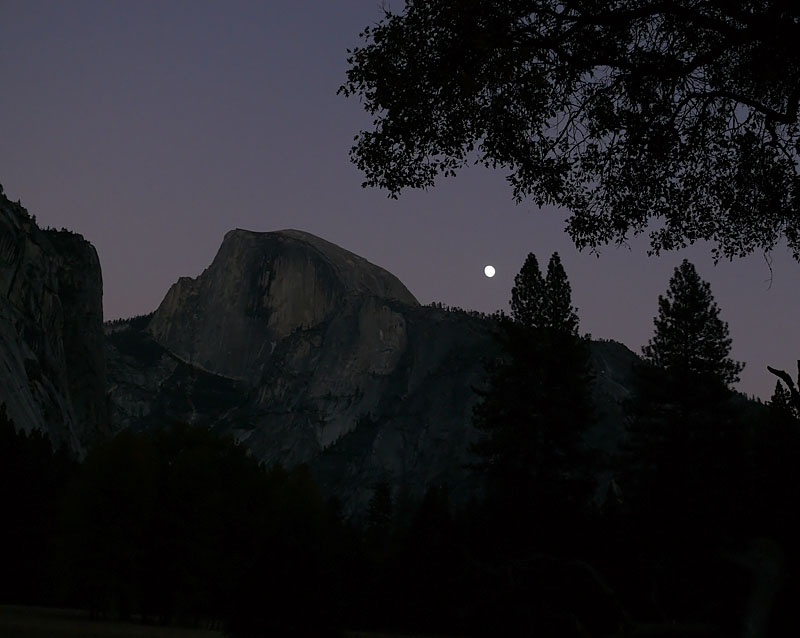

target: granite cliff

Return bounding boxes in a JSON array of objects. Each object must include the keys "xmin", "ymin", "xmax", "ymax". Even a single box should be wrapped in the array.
[
  {"xmin": 106, "ymin": 228, "xmax": 638, "ymax": 511},
  {"xmin": 148, "ymin": 229, "xmax": 419, "ymax": 382},
  {"xmin": 0, "ymin": 185, "xmax": 637, "ymax": 508},
  {"xmin": 0, "ymin": 188, "xmax": 107, "ymax": 454}
]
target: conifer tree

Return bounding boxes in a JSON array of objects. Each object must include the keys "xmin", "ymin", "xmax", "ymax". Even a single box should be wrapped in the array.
[
  {"xmin": 544, "ymin": 253, "xmax": 579, "ymax": 335},
  {"xmin": 620, "ymin": 260, "xmax": 744, "ymax": 535},
  {"xmin": 642, "ymin": 260, "xmax": 743, "ymax": 388},
  {"xmin": 767, "ymin": 362, "xmax": 800, "ymax": 417},
  {"xmin": 509, "ymin": 252, "xmax": 546, "ymax": 329},
  {"xmin": 472, "ymin": 253, "xmax": 595, "ymax": 519},
  {"xmin": 770, "ymin": 381, "xmax": 800, "ymax": 423}
]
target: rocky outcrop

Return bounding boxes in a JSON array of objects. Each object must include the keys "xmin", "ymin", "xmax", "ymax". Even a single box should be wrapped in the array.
[
  {"xmin": 0, "ymin": 189, "xmax": 107, "ymax": 454},
  {"xmin": 108, "ymin": 230, "xmax": 491, "ymax": 508},
  {"xmin": 106, "ymin": 228, "xmax": 638, "ymax": 512},
  {"xmin": 148, "ymin": 229, "xmax": 418, "ymax": 383}
]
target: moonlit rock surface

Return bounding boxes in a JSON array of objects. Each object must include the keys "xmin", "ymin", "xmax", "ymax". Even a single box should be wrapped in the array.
[
  {"xmin": 107, "ymin": 227, "xmax": 640, "ymax": 513},
  {"xmin": 148, "ymin": 229, "xmax": 418, "ymax": 383},
  {"xmin": 120, "ymin": 228, "xmax": 494, "ymax": 509},
  {"xmin": 0, "ymin": 192, "xmax": 108, "ymax": 455}
]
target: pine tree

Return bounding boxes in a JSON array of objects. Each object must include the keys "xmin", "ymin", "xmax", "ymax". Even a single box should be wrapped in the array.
[
  {"xmin": 472, "ymin": 253, "xmax": 595, "ymax": 521},
  {"xmin": 620, "ymin": 259, "xmax": 744, "ymax": 536},
  {"xmin": 770, "ymin": 381, "xmax": 800, "ymax": 423},
  {"xmin": 767, "ymin": 362, "xmax": 800, "ymax": 418},
  {"xmin": 509, "ymin": 252, "xmax": 546, "ymax": 329},
  {"xmin": 642, "ymin": 259, "xmax": 743, "ymax": 388},
  {"xmin": 543, "ymin": 253, "xmax": 579, "ymax": 335}
]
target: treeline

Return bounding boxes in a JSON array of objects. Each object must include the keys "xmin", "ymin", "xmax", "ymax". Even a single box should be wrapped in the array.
[
  {"xmin": 425, "ymin": 300, "xmax": 491, "ymax": 320},
  {"xmin": 0, "ymin": 412, "xmax": 347, "ymax": 635},
  {"xmin": 0, "ymin": 408, "xmax": 507, "ymax": 636},
  {"xmin": 461, "ymin": 253, "xmax": 800, "ymax": 636},
  {"xmin": 104, "ymin": 312, "xmax": 155, "ymax": 329},
  {"xmin": 3, "ymin": 255, "xmax": 800, "ymax": 636}
]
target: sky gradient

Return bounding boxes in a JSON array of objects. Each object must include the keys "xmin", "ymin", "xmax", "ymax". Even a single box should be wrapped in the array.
[{"xmin": 1, "ymin": 0, "xmax": 797, "ymax": 400}]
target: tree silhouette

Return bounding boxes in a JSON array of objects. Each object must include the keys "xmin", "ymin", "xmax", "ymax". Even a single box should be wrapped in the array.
[
  {"xmin": 769, "ymin": 378, "xmax": 800, "ymax": 422},
  {"xmin": 56, "ymin": 423, "xmax": 344, "ymax": 635},
  {"xmin": 621, "ymin": 260, "xmax": 743, "ymax": 513},
  {"xmin": 472, "ymin": 253, "xmax": 595, "ymax": 527},
  {"xmin": 59, "ymin": 430, "xmax": 158, "ymax": 618},
  {"xmin": 0, "ymin": 405, "xmax": 76, "ymax": 605},
  {"xmin": 341, "ymin": 1, "xmax": 800, "ymax": 259},
  {"xmin": 751, "ymin": 382, "xmax": 800, "ymax": 541},
  {"xmin": 767, "ymin": 361, "xmax": 800, "ymax": 417},
  {"xmin": 618, "ymin": 260, "xmax": 747, "ymax": 621},
  {"xmin": 509, "ymin": 252, "xmax": 546, "ymax": 330},
  {"xmin": 643, "ymin": 260, "xmax": 744, "ymax": 386}
]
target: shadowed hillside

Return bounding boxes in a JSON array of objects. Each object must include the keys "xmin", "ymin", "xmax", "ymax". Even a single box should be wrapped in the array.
[{"xmin": 105, "ymin": 229, "xmax": 639, "ymax": 511}]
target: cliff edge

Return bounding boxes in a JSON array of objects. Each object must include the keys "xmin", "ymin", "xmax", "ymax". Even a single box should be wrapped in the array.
[{"xmin": 0, "ymin": 187, "xmax": 107, "ymax": 454}]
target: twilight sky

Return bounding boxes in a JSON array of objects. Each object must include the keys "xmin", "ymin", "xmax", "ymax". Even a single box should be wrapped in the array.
[{"xmin": 1, "ymin": 0, "xmax": 797, "ymax": 400}]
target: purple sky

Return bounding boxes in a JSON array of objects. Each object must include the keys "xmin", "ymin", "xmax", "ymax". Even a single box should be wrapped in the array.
[{"xmin": 1, "ymin": 0, "xmax": 797, "ymax": 400}]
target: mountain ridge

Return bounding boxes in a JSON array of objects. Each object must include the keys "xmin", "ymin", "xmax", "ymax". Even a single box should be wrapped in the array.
[
  {"xmin": 106, "ymin": 226, "xmax": 639, "ymax": 511},
  {"xmin": 0, "ymin": 186, "xmax": 639, "ymax": 511},
  {"xmin": 0, "ymin": 189, "xmax": 108, "ymax": 454}
]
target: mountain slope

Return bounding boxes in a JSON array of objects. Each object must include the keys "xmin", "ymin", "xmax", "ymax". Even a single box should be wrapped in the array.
[
  {"xmin": 0, "ymin": 189, "xmax": 107, "ymax": 454},
  {"xmin": 106, "ymin": 228, "xmax": 638, "ymax": 511}
]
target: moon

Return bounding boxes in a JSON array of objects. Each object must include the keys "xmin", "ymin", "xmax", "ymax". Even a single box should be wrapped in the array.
[{"xmin": 484, "ymin": 265, "xmax": 496, "ymax": 278}]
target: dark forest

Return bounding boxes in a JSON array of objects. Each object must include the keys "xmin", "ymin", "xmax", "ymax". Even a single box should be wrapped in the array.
[{"xmin": 3, "ymin": 256, "xmax": 799, "ymax": 637}]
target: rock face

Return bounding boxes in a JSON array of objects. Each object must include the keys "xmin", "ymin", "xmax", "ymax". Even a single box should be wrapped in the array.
[
  {"xmin": 0, "ymin": 190, "xmax": 667, "ymax": 511},
  {"xmin": 106, "ymin": 228, "xmax": 639, "ymax": 512},
  {"xmin": 0, "ymin": 190, "xmax": 107, "ymax": 454},
  {"xmin": 148, "ymin": 229, "xmax": 418, "ymax": 382}
]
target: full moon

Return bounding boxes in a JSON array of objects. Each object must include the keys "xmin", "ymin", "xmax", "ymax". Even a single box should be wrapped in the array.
[{"xmin": 484, "ymin": 265, "xmax": 496, "ymax": 278}]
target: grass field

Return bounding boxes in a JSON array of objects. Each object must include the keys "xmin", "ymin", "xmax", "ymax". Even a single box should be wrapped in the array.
[
  {"xmin": 0, "ymin": 605, "xmax": 224, "ymax": 638},
  {"xmin": 0, "ymin": 605, "xmax": 456, "ymax": 638}
]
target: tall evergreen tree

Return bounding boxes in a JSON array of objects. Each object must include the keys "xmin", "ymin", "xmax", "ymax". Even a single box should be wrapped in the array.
[
  {"xmin": 620, "ymin": 260, "xmax": 745, "ymax": 539},
  {"xmin": 469, "ymin": 254, "xmax": 598, "ymax": 635},
  {"xmin": 472, "ymin": 252, "xmax": 595, "ymax": 519},
  {"xmin": 642, "ymin": 260, "xmax": 743, "ymax": 388},
  {"xmin": 543, "ymin": 253, "xmax": 579, "ymax": 335},
  {"xmin": 612, "ymin": 261, "xmax": 751, "ymax": 625},
  {"xmin": 509, "ymin": 252, "xmax": 546, "ymax": 329}
]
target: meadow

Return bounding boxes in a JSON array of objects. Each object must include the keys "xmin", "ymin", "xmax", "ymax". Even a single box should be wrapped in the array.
[
  {"xmin": 0, "ymin": 606, "xmax": 223, "ymax": 638},
  {"xmin": 0, "ymin": 605, "xmax": 449, "ymax": 638}
]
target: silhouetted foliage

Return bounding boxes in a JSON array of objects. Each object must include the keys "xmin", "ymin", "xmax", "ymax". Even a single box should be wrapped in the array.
[
  {"xmin": 425, "ymin": 300, "xmax": 490, "ymax": 319},
  {"xmin": 6, "ymin": 251, "xmax": 800, "ymax": 636},
  {"xmin": 50, "ymin": 423, "xmax": 345, "ymax": 635},
  {"xmin": 472, "ymin": 252, "xmax": 596, "ymax": 522},
  {"xmin": 392, "ymin": 484, "xmax": 463, "ymax": 633},
  {"xmin": 0, "ymin": 404, "xmax": 77, "ymax": 605},
  {"xmin": 767, "ymin": 360, "xmax": 800, "ymax": 417},
  {"xmin": 742, "ymin": 384, "xmax": 800, "ymax": 544},
  {"xmin": 103, "ymin": 312, "xmax": 155, "ymax": 330},
  {"xmin": 643, "ymin": 260, "xmax": 744, "ymax": 385},
  {"xmin": 468, "ymin": 253, "xmax": 600, "ymax": 634},
  {"xmin": 5, "ymin": 386, "xmax": 799, "ymax": 635},
  {"xmin": 342, "ymin": 1, "xmax": 800, "ymax": 260},
  {"xmin": 620, "ymin": 261, "xmax": 744, "ymax": 524},
  {"xmin": 770, "ymin": 379, "xmax": 800, "ymax": 423},
  {"xmin": 616, "ymin": 260, "xmax": 751, "ymax": 626}
]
